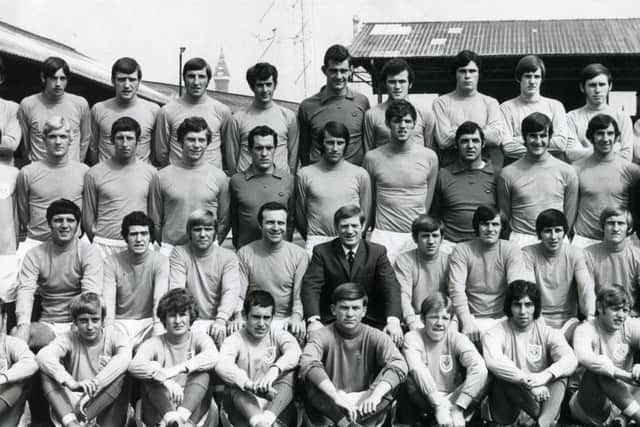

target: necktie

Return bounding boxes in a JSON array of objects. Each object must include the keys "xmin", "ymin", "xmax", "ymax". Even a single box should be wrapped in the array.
[{"xmin": 347, "ymin": 250, "xmax": 355, "ymax": 268}]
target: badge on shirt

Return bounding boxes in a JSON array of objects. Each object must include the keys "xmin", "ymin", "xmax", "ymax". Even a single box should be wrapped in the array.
[
  {"xmin": 614, "ymin": 343, "xmax": 630, "ymax": 362},
  {"xmin": 0, "ymin": 184, "xmax": 11, "ymax": 199},
  {"xmin": 439, "ymin": 354, "xmax": 453, "ymax": 373},
  {"xmin": 263, "ymin": 346, "xmax": 276, "ymax": 364},
  {"xmin": 527, "ymin": 344, "xmax": 542, "ymax": 363},
  {"xmin": 0, "ymin": 358, "xmax": 7, "ymax": 373}
]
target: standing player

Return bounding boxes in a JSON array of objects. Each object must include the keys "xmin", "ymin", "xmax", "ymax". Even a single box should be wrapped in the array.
[
  {"xmin": 296, "ymin": 121, "xmax": 371, "ymax": 255},
  {"xmin": 88, "ymin": 57, "xmax": 159, "ymax": 164},
  {"xmin": 223, "ymin": 62, "xmax": 298, "ymax": 174},
  {"xmin": 83, "ymin": 117, "xmax": 157, "ymax": 258},
  {"xmin": 155, "ymin": 57, "xmax": 232, "ymax": 169},
  {"xmin": 18, "ymin": 56, "xmax": 90, "ymax": 162},
  {"xmin": 432, "ymin": 50, "xmax": 506, "ymax": 169},
  {"xmin": 363, "ymin": 58, "xmax": 435, "ymax": 149},
  {"xmin": 298, "ymin": 44, "xmax": 370, "ymax": 166},
  {"xmin": 0, "ymin": 55, "xmax": 21, "ymax": 163},
  {"xmin": 363, "ymin": 99, "xmax": 439, "ymax": 262},
  {"xmin": 0, "ymin": 151, "xmax": 19, "ymax": 318}
]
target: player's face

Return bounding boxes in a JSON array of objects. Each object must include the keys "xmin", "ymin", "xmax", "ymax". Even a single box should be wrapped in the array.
[
  {"xmin": 331, "ymin": 298, "xmax": 366, "ymax": 332},
  {"xmin": 245, "ymin": 305, "xmax": 273, "ymax": 340},
  {"xmin": 323, "ymin": 59, "xmax": 351, "ymax": 93},
  {"xmin": 45, "ymin": 128, "xmax": 70, "ymax": 158},
  {"xmin": 592, "ymin": 124, "xmax": 616, "ymax": 156},
  {"xmin": 524, "ymin": 128, "xmax": 549, "ymax": 158},
  {"xmin": 165, "ymin": 310, "xmax": 191, "ymax": 337},
  {"xmin": 385, "ymin": 70, "xmax": 412, "ymax": 101},
  {"xmin": 423, "ymin": 308, "xmax": 451, "ymax": 342},
  {"xmin": 337, "ymin": 215, "xmax": 363, "ymax": 249},
  {"xmin": 113, "ymin": 130, "xmax": 138, "ymax": 160},
  {"xmin": 477, "ymin": 215, "xmax": 501, "ymax": 244},
  {"xmin": 43, "ymin": 68, "xmax": 67, "ymax": 98},
  {"xmin": 126, "ymin": 225, "xmax": 150, "ymax": 256},
  {"xmin": 540, "ymin": 225, "xmax": 565, "ymax": 253},
  {"xmin": 182, "ymin": 130, "xmax": 208, "ymax": 163},
  {"xmin": 184, "ymin": 67, "xmax": 210, "ymax": 98},
  {"xmin": 388, "ymin": 114, "xmax": 415, "ymax": 143},
  {"xmin": 603, "ymin": 215, "xmax": 629, "ymax": 244},
  {"xmin": 520, "ymin": 68, "xmax": 543, "ymax": 97},
  {"xmin": 416, "ymin": 230, "xmax": 442, "ymax": 258},
  {"xmin": 455, "ymin": 61, "xmax": 479, "ymax": 93},
  {"xmin": 75, "ymin": 312, "xmax": 104, "ymax": 344},
  {"xmin": 189, "ymin": 224, "xmax": 215, "ymax": 251},
  {"xmin": 49, "ymin": 213, "xmax": 78, "ymax": 245},
  {"xmin": 599, "ymin": 303, "xmax": 629, "ymax": 332},
  {"xmin": 582, "ymin": 74, "xmax": 611, "ymax": 107},
  {"xmin": 321, "ymin": 132, "xmax": 347, "ymax": 164},
  {"xmin": 113, "ymin": 71, "xmax": 140, "ymax": 101},
  {"xmin": 261, "ymin": 209, "xmax": 287, "ymax": 245},
  {"xmin": 457, "ymin": 131, "xmax": 483, "ymax": 162},
  {"xmin": 251, "ymin": 135, "xmax": 276, "ymax": 172},
  {"xmin": 510, "ymin": 295, "xmax": 535, "ymax": 331},
  {"xmin": 252, "ymin": 76, "xmax": 275, "ymax": 105}
]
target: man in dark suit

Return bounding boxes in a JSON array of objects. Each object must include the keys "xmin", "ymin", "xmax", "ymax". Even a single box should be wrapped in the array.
[{"xmin": 302, "ymin": 204, "xmax": 403, "ymax": 345}]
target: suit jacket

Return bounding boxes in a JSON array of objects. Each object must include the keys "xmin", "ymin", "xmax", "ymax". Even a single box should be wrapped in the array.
[{"xmin": 301, "ymin": 238, "xmax": 401, "ymax": 326}]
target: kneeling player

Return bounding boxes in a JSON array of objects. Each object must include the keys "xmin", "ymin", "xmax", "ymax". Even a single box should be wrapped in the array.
[
  {"xmin": 217, "ymin": 290, "xmax": 301, "ymax": 427},
  {"xmin": 571, "ymin": 285, "xmax": 640, "ymax": 426},
  {"xmin": 482, "ymin": 280, "xmax": 577, "ymax": 427},
  {"xmin": 129, "ymin": 288, "xmax": 219, "ymax": 427},
  {"xmin": 37, "ymin": 292, "xmax": 132, "ymax": 427},
  {"xmin": 402, "ymin": 292, "xmax": 488, "ymax": 426}
]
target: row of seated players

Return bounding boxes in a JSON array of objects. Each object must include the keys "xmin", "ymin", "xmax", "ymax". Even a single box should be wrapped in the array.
[{"xmin": 1, "ymin": 281, "xmax": 640, "ymax": 427}]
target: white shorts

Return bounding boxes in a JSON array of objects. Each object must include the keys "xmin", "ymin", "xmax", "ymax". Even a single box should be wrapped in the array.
[
  {"xmin": 16, "ymin": 237, "xmax": 44, "ymax": 264},
  {"xmin": 191, "ymin": 319, "xmax": 215, "ymax": 335},
  {"xmin": 572, "ymin": 234, "xmax": 600, "ymax": 249},
  {"xmin": 474, "ymin": 317, "xmax": 506, "ymax": 334},
  {"xmin": 158, "ymin": 242, "xmax": 175, "ymax": 257},
  {"xmin": 93, "ymin": 236, "xmax": 128, "ymax": 259},
  {"xmin": 41, "ymin": 321, "xmax": 73, "ymax": 337},
  {"xmin": 370, "ymin": 229, "xmax": 416, "ymax": 264},
  {"xmin": 439, "ymin": 239, "xmax": 457, "ymax": 255},
  {"xmin": 113, "ymin": 318, "xmax": 155, "ymax": 347},
  {"xmin": 508, "ymin": 232, "xmax": 539, "ymax": 249},
  {"xmin": 0, "ymin": 254, "xmax": 19, "ymax": 303},
  {"xmin": 305, "ymin": 235, "xmax": 335, "ymax": 258}
]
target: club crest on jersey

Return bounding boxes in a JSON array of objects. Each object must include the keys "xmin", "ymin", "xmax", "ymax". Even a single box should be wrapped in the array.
[
  {"xmin": 614, "ymin": 343, "xmax": 629, "ymax": 362},
  {"xmin": 440, "ymin": 354, "xmax": 453, "ymax": 373},
  {"xmin": 263, "ymin": 346, "xmax": 276, "ymax": 364},
  {"xmin": 527, "ymin": 344, "xmax": 542, "ymax": 362},
  {"xmin": 0, "ymin": 184, "xmax": 11, "ymax": 199}
]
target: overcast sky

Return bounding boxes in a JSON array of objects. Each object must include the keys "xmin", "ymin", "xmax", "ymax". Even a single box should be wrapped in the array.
[{"xmin": 1, "ymin": 0, "xmax": 638, "ymax": 102}]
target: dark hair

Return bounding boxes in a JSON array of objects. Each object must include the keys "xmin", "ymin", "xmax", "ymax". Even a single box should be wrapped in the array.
[
  {"xmin": 472, "ymin": 205, "xmax": 501, "ymax": 234},
  {"xmin": 515, "ymin": 55, "xmax": 546, "ymax": 80},
  {"xmin": 323, "ymin": 44, "xmax": 350, "ymax": 68},
  {"xmin": 257, "ymin": 201, "xmax": 287, "ymax": 226},
  {"xmin": 600, "ymin": 206, "xmax": 634, "ymax": 236},
  {"xmin": 333, "ymin": 204, "xmax": 365, "ymax": 228},
  {"xmin": 246, "ymin": 62, "xmax": 278, "ymax": 87},
  {"xmin": 70, "ymin": 292, "xmax": 106, "ymax": 321},
  {"xmin": 451, "ymin": 50, "xmax": 481, "ymax": 75},
  {"xmin": 586, "ymin": 114, "xmax": 621, "ymax": 143},
  {"xmin": 248, "ymin": 125, "xmax": 277, "ymax": 150},
  {"xmin": 320, "ymin": 121, "xmax": 350, "ymax": 152},
  {"xmin": 243, "ymin": 290, "xmax": 276, "ymax": 316},
  {"xmin": 46, "ymin": 198, "xmax": 81, "ymax": 225},
  {"xmin": 420, "ymin": 292, "xmax": 453, "ymax": 317},
  {"xmin": 596, "ymin": 285, "xmax": 630, "ymax": 314},
  {"xmin": 455, "ymin": 121, "xmax": 485, "ymax": 144},
  {"xmin": 380, "ymin": 58, "xmax": 415, "ymax": 85},
  {"xmin": 157, "ymin": 288, "xmax": 199, "ymax": 326},
  {"xmin": 110, "ymin": 116, "xmax": 141, "ymax": 142},
  {"xmin": 535, "ymin": 209, "xmax": 567, "ymax": 239},
  {"xmin": 41, "ymin": 56, "xmax": 70, "ymax": 79},
  {"xmin": 411, "ymin": 214, "xmax": 444, "ymax": 241},
  {"xmin": 111, "ymin": 57, "xmax": 141, "ymax": 81},
  {"xmin": 521, "ymin": 112, "xmax": 553, "ymax": 139},
  {"xmin": 177, "ymin": 116, "xmax": 212, "ymax": 145},
  {"xmin": 331, "ymin": 282, "xmax": 368, "ymax": 305},
  {"xmin": 183, "ymin": 57, "xmax": 212, "ymax": 80},
  {"xmin": 579, "ymin": 63, "xmax": 611, "ymax": 86},
  {"xmin": 504, "ymin": 280, "xmax": 541, "ymax": 319},
  {"xmin": 385, "ymin": 99, "xmax": 417, "ymax": 123},
  {"xmin": 121, "ymin": 211, "xmax": 155, "ymax": 241}
]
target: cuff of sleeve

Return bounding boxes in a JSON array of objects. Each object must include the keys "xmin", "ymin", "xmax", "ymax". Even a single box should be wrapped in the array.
[
  {"xmin": 546, "ymin": 365, "xmax": 565, "ymax": 380},
  {"xmin": 455, "ymin": 392, "xmax": 473, "ymax": 410},
  {"xmin": 216, "ymin": 312, "xmax": 231, "ymax": 322},
  {"xmin": 306, "ymin": 366, "xmax": 330, "ymax": 386},
  {"xmin": 54, "ymin": 371, "xmax": 75, "ymax": 385},
  {"xmin": 184, "ymin": 359, "xmax": 200, "ymax": 374},
  {"xmin": 386, "ymin": 316, "xmax": 400, "ymax": 326},
  {"xmin": 379, "ymin": 370, "xmax": 402, "ymax": 390}
]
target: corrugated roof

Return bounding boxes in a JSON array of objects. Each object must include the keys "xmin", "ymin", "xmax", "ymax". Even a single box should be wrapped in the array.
[
  {"xmin": 350, "ymin": 18, "xmax": 640, "ymax": 58},
  {"xmin": 0, "ymin": 20, "xmax": 169, "ymax": 104}
]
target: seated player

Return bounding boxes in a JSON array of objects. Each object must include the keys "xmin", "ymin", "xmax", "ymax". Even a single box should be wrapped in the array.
[
  {"xmin": 103, "ymin": 211, "xmax": 169, "ymax": 347},
  {"xmin": 37, "ymin": 292, "xmax": 132, "ymax": 427},
  {"xmin": 571, "ymin": 285, "xmax": 640, "ymax": 426},
  {"xmin": 129, "ymin": 288, "xmax": 219, "ymax": 427},
  {"xmin": 402, "ymin": 292, "xmax": 488, "ymax": 427},
  {"xmin": 482, "ymin": 280, "xmax": 577, "ymax": 427},
  {"xmin": 216, "ymin": 290, "xmax": 301, "ymax": 427},
  {"xmin": 299, "ymin": 282, "xmax": 408, "ymax": 427},
  {"xmin": 394, "ymin": 215, "xmax": 450, "ymax": 330},
  {"xmin": 0, "ymin": 298, "xmax": 38, "ymax": 426},
  {"xmin": 523, "ymin": 209, "xmax": 595, "ymax": 340}
]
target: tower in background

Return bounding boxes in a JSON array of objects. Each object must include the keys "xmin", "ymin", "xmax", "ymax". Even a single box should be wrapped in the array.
[{"xmin": 213, "ymin": 49, "xmax": 230, "ymax": 92}]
